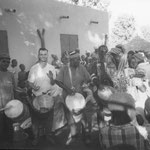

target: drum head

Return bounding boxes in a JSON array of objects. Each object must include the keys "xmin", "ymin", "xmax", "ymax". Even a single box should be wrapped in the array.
[
  {"xmin": 33, "ymin": 94, "xmax": 54, "ymax": 112},
  {"xmin": 5, "ymin": 100, "xmax": 23, "ymax": 118},
  {"xmin": 65, "ymin": 93, "xmax": 86, "ymax": 112}
]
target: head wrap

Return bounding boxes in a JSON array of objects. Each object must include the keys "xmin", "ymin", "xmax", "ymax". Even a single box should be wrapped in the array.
[
  {"xmin": 109, "ymin": 47, "xmax": 122, "ymax": 55},
  {"xmin": 115, "ymin": 44, "xmax": 126, "ymax": 54},
  {"xmin": 132, "ymin": 53, "xmax": 145, "ymax": 64},
  {"xmin": 69, "ymin": 49, "xmax": 80, "ymax": 59},
  {"xmin": 135, "ymin": 68, "xmax": 146, "ymax": 78}
]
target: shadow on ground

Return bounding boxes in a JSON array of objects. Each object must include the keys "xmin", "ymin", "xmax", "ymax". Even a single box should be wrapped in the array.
[{"xmin": 0, "ymin": 126, "xmax": 100, "ymax": 150}]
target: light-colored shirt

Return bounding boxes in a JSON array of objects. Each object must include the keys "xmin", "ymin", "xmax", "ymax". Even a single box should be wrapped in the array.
[
  {"xmin": 0, "ymin": 71, "xmax": 15, "ymax": 108},
  {"xmin": 28, "ymin": 63, "xmax": 56, "ymax": 96},
  {"xmin": 8, "ymin": 66, "xmax": 18, "ymax": 86}
]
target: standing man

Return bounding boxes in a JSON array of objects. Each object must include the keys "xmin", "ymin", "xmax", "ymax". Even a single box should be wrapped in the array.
[
  {"xmin": 0, "ymin": 53, "xmax": 15, "ymax": 147},
  {"xmin": 28, "ymin": 48, "xmax": 57, "ymax": 145},
  {"xmin": 56, "ymin": 49, "xmax": 91, "ymax": 145}
]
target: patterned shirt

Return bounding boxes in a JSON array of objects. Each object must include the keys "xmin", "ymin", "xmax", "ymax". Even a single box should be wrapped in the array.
[{"xmin": 100, "ymin": 123, "xmax": 150, "ymax": 150}]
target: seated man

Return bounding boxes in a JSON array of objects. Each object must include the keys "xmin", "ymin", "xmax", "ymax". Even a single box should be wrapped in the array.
[{"xmin": 100, "ymin": 92, "xmax": 150, "ymax": 150}]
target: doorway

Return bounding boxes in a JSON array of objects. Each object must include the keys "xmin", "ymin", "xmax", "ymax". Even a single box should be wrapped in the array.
[
  {"xmin": 60, "ymin": 34, "xmax": 78, "ymax": 56},
  {"xmin": 0, "ymin": 30, "xmax": 9, "ymax": 54}
]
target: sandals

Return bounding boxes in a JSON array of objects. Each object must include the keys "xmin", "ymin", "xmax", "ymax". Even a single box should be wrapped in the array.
[{"xmin": 65, "ymin": 134, "xmax": 77, "ymax": 145}]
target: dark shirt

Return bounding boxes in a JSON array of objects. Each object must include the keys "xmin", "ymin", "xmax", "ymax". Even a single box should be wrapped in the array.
[{"xmin": 56, "ymin": 64, "xmax": 91, "ymax": 99}]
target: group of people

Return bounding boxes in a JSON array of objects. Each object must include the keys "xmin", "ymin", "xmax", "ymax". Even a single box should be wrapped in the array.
[
  {"xmin": 0, "ymin": 54, "xmax": 29, "ymax": 147},
  {"xmin": 1, "ymin": 43, "xmax": 150, "ymax": 150}
]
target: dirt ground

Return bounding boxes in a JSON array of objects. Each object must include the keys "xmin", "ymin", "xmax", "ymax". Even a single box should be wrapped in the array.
[{"xmin": 0, "ymin": 125, "xmax": 100, "ymax": 150}]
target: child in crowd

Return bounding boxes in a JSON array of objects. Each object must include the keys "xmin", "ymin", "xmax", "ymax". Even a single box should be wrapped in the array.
[{"xmin": 18, "ymin": 64, "xmax": 27, "ymax": 89}]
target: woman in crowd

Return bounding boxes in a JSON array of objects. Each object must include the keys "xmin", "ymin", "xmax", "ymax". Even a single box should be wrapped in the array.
[
  {"xmin": 105, "ymin": 46, "xmax": 129, "ymax": 92},
  {"xmin": 18, "ymin": 64, "xmax": 27, "ymax": 89}
]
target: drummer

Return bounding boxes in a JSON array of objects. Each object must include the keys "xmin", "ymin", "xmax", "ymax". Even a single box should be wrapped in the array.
[
  {"xmin": 55, "ymin": 49, "xmax": 91, "ymax": 145},
  {"xmin": 0, "ymin": 53, "xmax": 15, "ymax": 146},
  {"xmin": 27, "ymin": 48, "xmax": 57, "ymax": 145}
]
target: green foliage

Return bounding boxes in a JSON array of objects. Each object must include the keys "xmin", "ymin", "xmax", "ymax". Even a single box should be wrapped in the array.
[{"xmin": 140, "ymin": 25, "xmax": 150, "ymax": 42}]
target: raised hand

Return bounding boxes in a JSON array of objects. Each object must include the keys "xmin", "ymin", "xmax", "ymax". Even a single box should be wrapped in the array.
[{"xmin": 47, "ymin": 70, "xmax": 53, "ymax": 80}]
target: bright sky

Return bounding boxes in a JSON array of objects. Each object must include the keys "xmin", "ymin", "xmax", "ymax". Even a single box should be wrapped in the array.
[{"xmin": 109, "ymin": 0, "xmax": 150, "ymax": 27}]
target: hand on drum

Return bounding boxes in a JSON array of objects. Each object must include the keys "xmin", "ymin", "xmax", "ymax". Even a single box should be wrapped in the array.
[
  {"xmin": 82, "ymin": 87, "xmax": 92, "ymax": 96},
  {"xmin": 33, "ymin": 83, "xmax": 40, "ymax": 91},
  {"xmin": 69, "ymin": 87, "xmax": 76, "ymax": 95}
]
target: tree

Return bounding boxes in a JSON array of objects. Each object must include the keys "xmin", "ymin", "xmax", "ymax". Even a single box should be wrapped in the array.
[
  {"xmin": 56, "ymin": 0, "xmax": 110, "ymax": 11},
  {"xmin": 140, "ymin": 25, "xmax": 150, "ymax": 42},
  {"xmin": 110, "ymin": 14, "xmax": 136, "ymax": 46}
]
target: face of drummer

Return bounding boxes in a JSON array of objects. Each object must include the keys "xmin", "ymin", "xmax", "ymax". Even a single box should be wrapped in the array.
[
  {"xmin": 0, "ymin": 58, "xmax": 10, "ymax": 71},
  {"xmin": 130, "ymin": 57, "xmax": 138, "ymax": 69},
  {"xmin": 70, "ymin": 56, "xmax": 80, "ymax": 68},
  {"xmin": 38, "ymin": 48, "xmax": 48, "ymax": 63}
]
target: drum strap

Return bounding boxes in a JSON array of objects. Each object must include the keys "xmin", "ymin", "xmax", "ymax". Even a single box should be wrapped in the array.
[
  {"xmin": 68, "ymin": 66, "xmax": 73, "ymax": 89},
  {"xmin": 68, "ymin": 66, "xmax": 79, "ymax": 90}
]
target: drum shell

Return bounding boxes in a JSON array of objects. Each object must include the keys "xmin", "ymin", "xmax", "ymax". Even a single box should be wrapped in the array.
[
  {"xmin": 5, "ymin": 101, "xmax": 30, "ymax": 124},
  {"xmin": 30, "ymin": 106, "xmax": 52, "ymax": 119},
  {"xmin": 31, "ymin": 94, "xmax": 54, "ymax": 119},
  {"xmin": 12, "ymin": 103, "xmax": 30, "ymax": 124}
]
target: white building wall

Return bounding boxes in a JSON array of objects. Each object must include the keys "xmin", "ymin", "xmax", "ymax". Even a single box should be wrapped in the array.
[{"xmin": 0, "ymin": 0, "xmax": 108, "ymax": 70}]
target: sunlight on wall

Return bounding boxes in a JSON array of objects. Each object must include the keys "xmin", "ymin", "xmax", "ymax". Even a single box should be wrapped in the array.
[{"xmin": 87, "ymin": 30, "xmax": 102, "ymax": 49}]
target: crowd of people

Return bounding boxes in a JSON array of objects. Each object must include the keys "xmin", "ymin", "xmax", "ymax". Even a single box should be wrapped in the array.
[{"xmin": 1, "ymin": 44, "xmax": 150, "ymax": 150}]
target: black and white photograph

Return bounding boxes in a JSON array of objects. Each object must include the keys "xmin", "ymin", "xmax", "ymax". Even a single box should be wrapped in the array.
[{"xmin": 0, "ymin": 0, "xmax": 150, "ymax": 150}]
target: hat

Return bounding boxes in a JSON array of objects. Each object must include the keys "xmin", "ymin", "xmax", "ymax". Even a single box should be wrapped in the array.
[
  {"xmin": 133, "ymin": 53, "xmax": 144, "ymax": 63},
  {"xmin": 69, "ymin": 49, "xmax": 80, "ymax": 59},
  {"xmin": 134, "ymin": 68, "xmax": 146, "ymax": 78},
  {"xmin": 0, "ymin": 53, "xmax": 10, "ymax": 59},
  {"xmin": 115, "ymin": 44, "xmax": 125, "ymax": 53},
  {"xmin": 107, "ymin": 92, "xmax": 135, "ymax": 111},
  {"xmin": 109, "ymin": 47, "xmax": 122, "ymax": 55}
]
